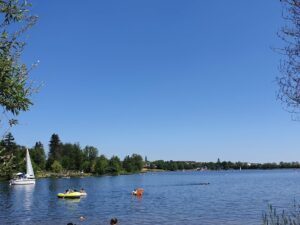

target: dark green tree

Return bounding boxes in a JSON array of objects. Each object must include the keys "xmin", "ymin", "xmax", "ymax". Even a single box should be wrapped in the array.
[
  {"xmin": 31, "ymin": 142, "xmax": 46, "ymax": 170},
  {"xmin": 0, "ymin": 132, "xmax": 24, "ymax": 174},
  {"xmin": 83, "ymin": 146, "xmax": 98, "ymax": 161},
  {"xmin": 95, "ymin": 155, "xmax": 108, "ymax": 175},
  {"xmin": 0, "ymin": 133, "xmax": 18, "ymax": 177},
  {"xmin": 123, "ymin": 155, "xmax": 133, "ymax": 172},
  {"xmin": 2, "ymin": 132, "xmax": 16, "ymax": 150},
  {"xmin": 46, "ymin": 134, "xmax": 62, "ymax": 170},
  {"xmin": 167, "ymin": 161, "xmax": 178, "ymax": 171},
  {"xmin": 123, "ymin": 154, "xmax": 143, "ymax": 172},
  {"xmin": 131, "ymin": 154, "xmax": 144, "ymax": 171},
  {"xmin": 82, "ymin": 146, "xmax": 98, "ymax": 173},
  {"xmin": 107, "ymin": 156, "xmax": 122, "ymax": 175},
  {"xmin": 81, "ymin": 160, "xmax": 91, "ymax": 173},
  {"xmin": 60, "ymin": 143, "xmax": 83, "ymax": 171}
]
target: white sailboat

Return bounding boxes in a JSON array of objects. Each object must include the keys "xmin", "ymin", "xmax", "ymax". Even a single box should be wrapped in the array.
[{"xmin": 10, "ymin": 149, "xmax": 35, "ymax": 185}]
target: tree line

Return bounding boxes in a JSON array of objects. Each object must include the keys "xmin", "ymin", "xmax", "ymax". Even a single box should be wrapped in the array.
[
  {"xmin": 1, "ymin": 132, "xmax": 300, "ymax": 179},
  {"xmin": 149, "ymin": 158, "xmax": 300, "ymax": 171},
  {"xmin": 0, "ymin": 133, "xmax": 144, "ymax": 178}
]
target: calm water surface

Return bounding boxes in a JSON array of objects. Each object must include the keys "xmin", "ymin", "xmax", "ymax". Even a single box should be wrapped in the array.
[{"xmin": 1, "ymin": 170, "xmax": 300, "ymax": 225}]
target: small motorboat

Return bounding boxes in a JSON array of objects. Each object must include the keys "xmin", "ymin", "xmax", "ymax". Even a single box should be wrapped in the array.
[{"xmin": 57, "ymin": 192, "xmax": 81, "ymax": 199}]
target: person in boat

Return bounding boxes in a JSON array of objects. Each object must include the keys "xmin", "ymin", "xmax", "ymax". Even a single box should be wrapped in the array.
[
  {"xmin": 65, "ymin": 189, "xmax": 74, "ymax": 194},
  {"xmin": 80, "ymin": 188, "xmax": 86, "ymax": 193},
  {"xmin": 110, "ymin": 218, "xmax": 118, "ymax": 225},
  {"xmin": 132, "ymin": 189, "xmax": 137, "ymax": 195}
]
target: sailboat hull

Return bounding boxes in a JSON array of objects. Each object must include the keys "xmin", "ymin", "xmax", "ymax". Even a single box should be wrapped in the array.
[{"xmin": 10, "ymin": 179, "xmax": 35, "ymax": 185}]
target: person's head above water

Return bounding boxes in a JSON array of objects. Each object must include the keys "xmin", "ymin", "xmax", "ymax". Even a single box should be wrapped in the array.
[{"xmin": 110, "ymin": 218, "xmax": 118, "ymax": 225}]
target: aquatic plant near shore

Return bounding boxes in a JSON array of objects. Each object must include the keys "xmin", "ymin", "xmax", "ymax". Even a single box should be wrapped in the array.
[{"xmin": 262, "ymin": 202, "xmax": 300, "ymax": 225}]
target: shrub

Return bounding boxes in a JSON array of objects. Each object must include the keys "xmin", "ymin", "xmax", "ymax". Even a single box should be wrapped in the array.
[{"xmin": 51, "ymin": 160, "xmax": 63, "ymax": 173}]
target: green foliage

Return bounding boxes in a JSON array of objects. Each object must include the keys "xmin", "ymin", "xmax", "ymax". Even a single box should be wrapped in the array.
[
  {"xmin": 2, "ymin": 132, "xmax": 16, "ymax": 150},
  {"xmin": 82, "ymin": 146, "xmax": 98, "ymax": 173},
  {"xmin": 0, "ymin": 132, "xmax": 26, "ymax": 176},
  {"xmin": 95, "ymin": 155, "xmax": 108, "ymax": 175},
  {"xmin": 0, "ymin": 147, "xmax": 15, "ymax": 178},
  {"xmin": 151, "ymin": 160, "xmax": 191, "ymax": 171},
  {"xmin": 123, "ymin": 154, "xmax": 143, "ymax": 172},
  {"xmin": 0, "ymin": 0, "xmax": 38, "ymax": 178},
  {"xmin": 81, "ymin": 160, "xmax": 91, "ymax": 173},
  {"xmin": 107, "ymin": 156, "xmax": 122, "ymax": 175},
  {"xmin": 0, "ymin": 0, "xmax": 38, "ymax": 130},
  {"xmin": 262, "ymin": 202, "xmax": 300, "ymax": 225},
  {"xmin": 83, "ymin": 146, "xmax": 98, "ymax": 161},
  {"xmin": 46, "ymin": 134, "xmax": 62, "ymax": 170},
  {"xmin": 148, "ymin": 160, "xmax": 300, "ymax": 171},
  {"xmin": 30, "ymin": 142, "xmax": 46, "ymax": 170},
  {"xmin": 60, "ymin": 143, "xmax": 82, "ymax": 170},
  {"xmin": 51, "ymin": 160, "xmax": 62, "ymax": 173}
]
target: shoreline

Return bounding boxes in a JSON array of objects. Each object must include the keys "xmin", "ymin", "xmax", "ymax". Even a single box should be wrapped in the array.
[{"xmin": 2, "ymin": 168, "xmax": 299, "ymax": 181}]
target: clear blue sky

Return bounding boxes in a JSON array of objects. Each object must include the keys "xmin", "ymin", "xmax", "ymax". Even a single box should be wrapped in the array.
[{"xmin": 12, "ymin": 0, "xmax": 300, "ymax": 162}]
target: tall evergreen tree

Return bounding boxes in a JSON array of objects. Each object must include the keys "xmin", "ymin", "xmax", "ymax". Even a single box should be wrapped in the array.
[
  {"xmin": 46, "ymin": 134, "xmax": 62, "ymax": 170},
  {"xmin": 2, "ymin": 132, "xmax": 16, "ymax": 151}
]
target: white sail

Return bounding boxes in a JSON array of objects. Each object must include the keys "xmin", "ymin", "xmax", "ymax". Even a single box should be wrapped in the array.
[{"xmin": 25, "ymin": 149, "xmax": 35, "ymax": 179}]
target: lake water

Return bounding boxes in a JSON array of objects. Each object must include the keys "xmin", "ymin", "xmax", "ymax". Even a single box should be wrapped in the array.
[{"xmin": 1, "ymin": 170, "xmax": 300, "ymax": 225}]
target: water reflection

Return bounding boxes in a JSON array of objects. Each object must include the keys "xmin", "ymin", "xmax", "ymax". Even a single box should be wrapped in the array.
[
  {"xmin": 58, "ymin": 198, "xmax": 81, "ymax": 211},
  {"xmin": 11, "ymin": 184, "xmax": 35, "ymax": 211}
]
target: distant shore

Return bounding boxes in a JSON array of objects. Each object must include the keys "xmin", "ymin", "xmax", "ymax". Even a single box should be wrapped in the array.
[{"xmin": 34, "ymin": 168, "xmax": 166, "ymax": 179}]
